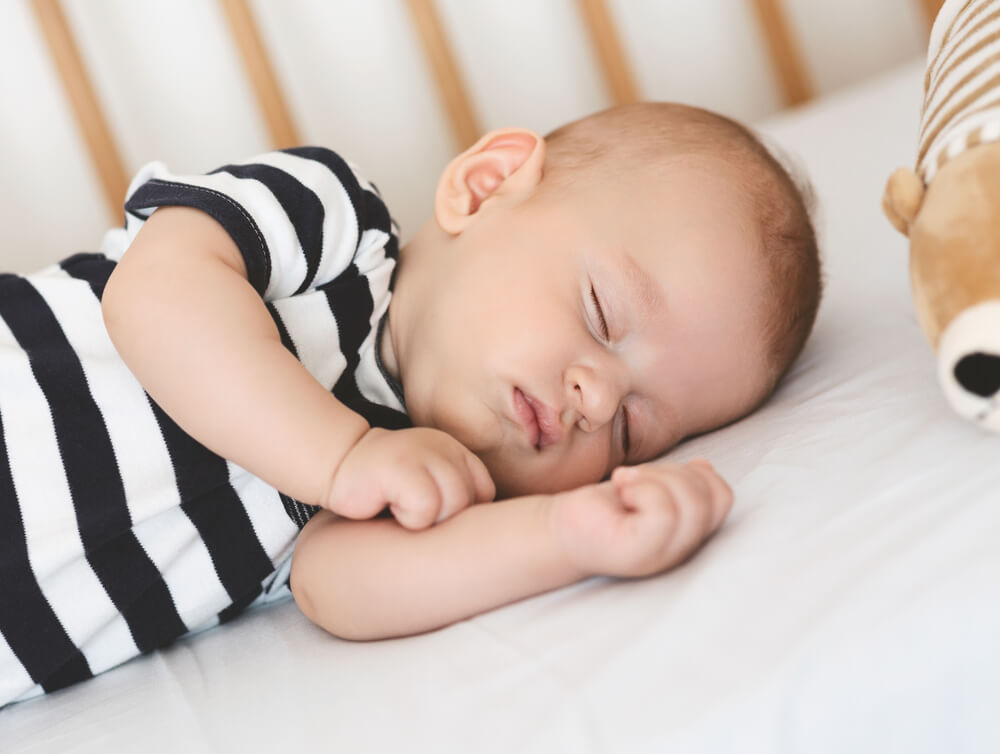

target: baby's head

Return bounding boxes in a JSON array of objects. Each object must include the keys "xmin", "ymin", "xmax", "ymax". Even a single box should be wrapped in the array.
[{"xmin": 386, "ymin": 102, "xmax": 821, "ymax": 497}]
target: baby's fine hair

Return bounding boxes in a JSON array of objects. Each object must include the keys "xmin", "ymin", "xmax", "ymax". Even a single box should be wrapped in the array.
[{"xmin": 543, "ymin": 102, "xmax": 822, "ymax": 402}]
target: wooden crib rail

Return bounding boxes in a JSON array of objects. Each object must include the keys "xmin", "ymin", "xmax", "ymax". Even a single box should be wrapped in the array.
[
  {"xmin": 30, "ymin": 0, "xmax": 128, "ymax": 221},
  {"xmin": 29, "ymin": 0, "xmax": 941, "ymax": 221},
  {"xmin": 217, "ymin": 0, "xmax": 301, "ymax": 150},
  {"xmin": 750, "ymin": 0, "xmax": 813, "ymax": 105},
  {"xmin": 922, "ymin": 0, "xmax": 948, "ymax": 30},
  {"xmin": 576, "ymin": 0, "xmax": 639, "ymax": 106},
  {"xmin": 404, "ymin": 0, "xmax": 481, "ymax": 150}
]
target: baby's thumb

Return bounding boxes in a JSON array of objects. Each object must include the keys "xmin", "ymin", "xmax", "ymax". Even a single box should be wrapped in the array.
[{"xmin": 466, "ymin": 452, "xmax": 496, "ymax": 502}]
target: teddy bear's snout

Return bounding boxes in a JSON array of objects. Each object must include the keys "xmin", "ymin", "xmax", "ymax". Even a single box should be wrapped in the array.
[
  {"xmin": 953, "ymin": 352, "xmax": 1000, "ymax": 397},
  {"xmin": 936, "ymin": 300, "xmax": 1000, "ymax": 431}
]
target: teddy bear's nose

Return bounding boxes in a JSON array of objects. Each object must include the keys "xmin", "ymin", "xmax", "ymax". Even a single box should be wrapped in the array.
[{"xmin": 953, "ymin": 352, "xmax": 1000, "ymax": 398}]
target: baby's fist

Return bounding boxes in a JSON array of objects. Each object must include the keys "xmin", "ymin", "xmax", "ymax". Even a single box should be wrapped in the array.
[
  {"xmin": 550, "ymin": 459, "xmax": 733, "ymax": 577},
  {"xmin": 326, "ymin": 427, "xmax": 495, "ymax": 529}
]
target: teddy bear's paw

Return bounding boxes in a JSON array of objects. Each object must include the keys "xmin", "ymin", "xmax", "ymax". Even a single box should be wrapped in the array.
[
  {"xmin": 937, "ymin": 300, "xmax": 1000, "ymax": 432},
  {"xmin": 882, "ymin": 167, "xmax": 925, "ymax": 237}
]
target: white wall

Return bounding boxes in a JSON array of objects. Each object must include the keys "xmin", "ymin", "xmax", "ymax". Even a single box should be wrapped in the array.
[{"xmin": 0, "ymin": 0, "xmax": 927, "ymax": 272}]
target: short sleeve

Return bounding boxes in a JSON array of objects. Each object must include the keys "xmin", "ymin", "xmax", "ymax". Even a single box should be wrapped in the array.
[{"xmin": 122, "ymin": 147, "xmax": 398, "ymax": 300}]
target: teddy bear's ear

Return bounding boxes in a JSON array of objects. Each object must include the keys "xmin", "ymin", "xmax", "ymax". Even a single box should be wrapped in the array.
[{"xmin": 881, "ymin": 167, "xmax": 925, "ymax": 238}]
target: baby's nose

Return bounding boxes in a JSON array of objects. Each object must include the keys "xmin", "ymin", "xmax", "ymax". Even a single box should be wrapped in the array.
[{"xmin": 565, "ymin": 365, "xmax": 620, "ymax": 432}]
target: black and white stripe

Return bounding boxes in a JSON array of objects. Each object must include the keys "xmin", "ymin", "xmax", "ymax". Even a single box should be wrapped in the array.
[{"xmin": 0, "ymin": 147, "xmax": 409, "ymax": 705}]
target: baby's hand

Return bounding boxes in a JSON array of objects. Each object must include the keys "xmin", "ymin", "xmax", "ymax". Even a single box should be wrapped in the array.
[
  {"xmin": 550, "ymin": 460, "xmax": 733, "ymax": 578},
  {"xmin": 326, "ymin": 427, "xmax": 496, "ymax": 529}
]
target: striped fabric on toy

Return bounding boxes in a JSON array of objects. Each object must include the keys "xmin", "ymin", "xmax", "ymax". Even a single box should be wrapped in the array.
[{"xmin": 918, "ymin": 0, "xmax": 1000, "ymax": 183}]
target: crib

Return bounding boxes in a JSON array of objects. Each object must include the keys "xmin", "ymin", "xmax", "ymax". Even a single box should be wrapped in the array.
[{"xmin": 7, "ymin": 2, "xmax": 1000, "ymax": 752}]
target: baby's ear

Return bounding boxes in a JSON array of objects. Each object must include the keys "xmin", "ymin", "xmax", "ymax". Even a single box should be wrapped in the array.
[
  {"xmin": 434, "ymin": 128, "xmax": 545, "ymax": 234},
  {"xmin": 881, "ymin": 167, "xmax": 925, "ymax": 237}
]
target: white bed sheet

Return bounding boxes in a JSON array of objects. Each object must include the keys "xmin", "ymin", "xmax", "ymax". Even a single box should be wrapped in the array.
[{"xmin": 4, "ymin": 59, "xmax": 999, "ymax": 754}]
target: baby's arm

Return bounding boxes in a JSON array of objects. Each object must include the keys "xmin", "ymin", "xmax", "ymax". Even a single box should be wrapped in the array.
[
  {"xmin": 102, "ymin": 206, "xmax": 492, "ymax": 527},
  {"xmin": 290, "ymin": 459, "xmax": 732, "ymax": 640}
]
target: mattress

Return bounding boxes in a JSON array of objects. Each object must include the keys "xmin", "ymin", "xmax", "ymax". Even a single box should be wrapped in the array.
[{"xmin": 3, "ymin": 58, "xmax": 998, "ymax": 754}]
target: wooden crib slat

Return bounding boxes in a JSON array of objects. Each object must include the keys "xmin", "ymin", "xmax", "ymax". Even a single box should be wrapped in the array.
[
  {"xmin": 30, "ymin": 0, "xmax": 128, "ymax": 220},
  {"xmin": 217, "ymin": 0, "xmax": 301, "ymax": 149},
  {"xmin": 749, "ymin": 0, "xmax": 813, "ymax": 106},
  {"xmin": 404, "ymin": 0, "xmax": 481, "ymax": 150},
  {"xmin": 576, "ymin": 0, "xmax": 639, "ymax": 105},
  {"xmin": 921, "ymin": 0, "xmax": 947, "ymax": 31}
]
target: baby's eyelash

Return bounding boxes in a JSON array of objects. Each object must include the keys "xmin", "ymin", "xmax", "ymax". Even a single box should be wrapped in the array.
[
  {"xmin": 620, "ymin": 404, "xmax": 631, "ymax": 457},
  {"xmin": 590, "ymin": 285, "xmax": 609, "ymax": 340}
]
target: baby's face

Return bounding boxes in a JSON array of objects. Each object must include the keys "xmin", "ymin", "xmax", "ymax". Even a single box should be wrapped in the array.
[{"xmin": 402, "ymin": 158, "xmax": 771, "ymax": 497}]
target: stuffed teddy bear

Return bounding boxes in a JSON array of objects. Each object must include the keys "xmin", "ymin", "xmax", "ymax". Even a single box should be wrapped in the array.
[{"xmin": 882, "ymin": 0, "xmax": 1000, "ymax": 432}]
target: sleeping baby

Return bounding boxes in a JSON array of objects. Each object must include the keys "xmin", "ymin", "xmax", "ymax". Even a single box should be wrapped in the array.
[{"xmin": 0, "ymin": 101, "xmax": 820, "ymax": 705}]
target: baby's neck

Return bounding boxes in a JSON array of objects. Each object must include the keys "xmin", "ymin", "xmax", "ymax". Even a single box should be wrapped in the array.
[{"xmin": 382, "ymin": 220, "xmax": 448, "ymax": 383}]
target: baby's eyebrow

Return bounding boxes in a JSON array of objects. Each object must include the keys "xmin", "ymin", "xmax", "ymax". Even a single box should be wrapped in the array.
[{"xmin": 620, "ymin": 249, "xmax": 663, "ymax": 317}]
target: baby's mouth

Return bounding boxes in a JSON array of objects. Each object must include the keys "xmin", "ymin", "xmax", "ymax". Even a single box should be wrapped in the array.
[{"xmin": 512, "ymin": 388, "xmax": 562, "ymax": 450}]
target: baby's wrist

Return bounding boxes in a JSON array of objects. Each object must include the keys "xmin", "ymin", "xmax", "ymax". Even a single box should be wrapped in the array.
[
  {"xmin": 318, "ymin": 420, "xmax": 374, "ymax": 510},
  {"xmin": 540, "ymin": 491, "xmax": 601, "ymax": 580}
]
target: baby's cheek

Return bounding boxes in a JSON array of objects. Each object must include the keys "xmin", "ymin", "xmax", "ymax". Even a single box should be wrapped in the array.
[{"xmin": 543, "ymin": 442, "xmax": 612, "ymax": 493}]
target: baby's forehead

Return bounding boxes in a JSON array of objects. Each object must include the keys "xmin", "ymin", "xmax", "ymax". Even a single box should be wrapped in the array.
[
  {"xmin": 582, "ymin": 151, "xmax": 765, "ymax": 215},
  {"xmin": 540, "ymin": 149, "xmax": 770, "ymax": 281}
]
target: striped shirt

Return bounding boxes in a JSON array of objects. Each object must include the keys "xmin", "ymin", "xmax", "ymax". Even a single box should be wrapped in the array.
[
  {"xmin": 918, "ymin": 0, "xmax": 1000, "ymax": 182},
  {"xmin": 0, "ymin": 147, "xmax": 409, "ymax": 706}
]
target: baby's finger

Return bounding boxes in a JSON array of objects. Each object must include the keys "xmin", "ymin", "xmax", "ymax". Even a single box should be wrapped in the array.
[
  {"xmin": 464, "ymin": 451, "xmax": 496, "ymax": 503},
  {"xmin": 615, "ymin": 476, "xmax": 681, "ymax": 573},
  {"xmin": 685, "ymin": 461, "xmax": 733, "ymax": 531},
  {"xmin": 388, "ymin": 469, "xmax": 441, "ymax": 530},
  {"xmin": 426, "ymin": 458, "xmax": 475, "ymax": 523},
  {"xmin": 614, "ymin": 465, "xmax": 657, "ymax": 505},
  {"xmin": 618, "ymin": 475, "xmax": 678, "ymax": 528},
  {"xmin": 660, "ymin": 467, "xmax": 719, "ymax": 561},
  {"xmin": 326, "ymin": 475, "xmax": 381, "ymax": 520}
]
